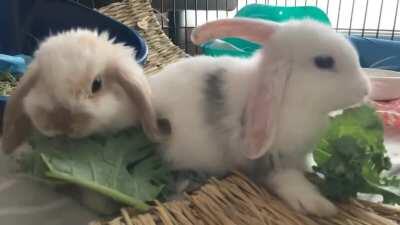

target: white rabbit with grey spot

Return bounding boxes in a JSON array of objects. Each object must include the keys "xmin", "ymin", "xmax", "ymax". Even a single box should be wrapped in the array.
[{"xmin": 149, "ymin": 18, "xmax": 370, "ymax": 217}]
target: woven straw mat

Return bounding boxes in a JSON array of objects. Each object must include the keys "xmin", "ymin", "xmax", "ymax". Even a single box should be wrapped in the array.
[
  {"xmin": 98, "ymin": 0, "xmax": 188, "ymax": 75},
  {"xmin": 95, "ymin": 1, "xmax": 400, "ymax": 224}
]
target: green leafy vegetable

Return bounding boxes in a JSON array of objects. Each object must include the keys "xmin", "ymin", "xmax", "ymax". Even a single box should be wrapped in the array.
[
  {"xmin": 20, "ymin": 128, "xmax": 170, "ymax": 211},
  {"xmin": 313, "ymin": 105, "xmax": 400, "ymax": 203}
]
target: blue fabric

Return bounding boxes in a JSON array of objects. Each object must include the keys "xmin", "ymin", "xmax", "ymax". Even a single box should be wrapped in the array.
[
  {"xmin": 0, "ymin": 53, "xmax": 31, "ymax": 122},
  {"xmin": 349, "ymin": 36, "xmax": 400, "ymax": 72},
  {"xmin": 0, "ymin": 0, "xmax": 147, "ymax": 65},
  {"xmin": 0, "ymin": 54, "xmax": 31, "ymax": 77}
]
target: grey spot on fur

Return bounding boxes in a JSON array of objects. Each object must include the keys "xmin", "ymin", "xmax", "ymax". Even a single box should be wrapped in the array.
[
  {"xmin": 251, "ymin": 154, "xmax": 276, "ymax": 179},
  {"xmin": 203, "ymin": 69, "xmax": 226, "ymax": 125},
  {"xmin": 203, "ymin": 68, "xmax": 240, "ymax": 165},
  {"xmin": 239, "ymin": 109, "xmax": 247, "ymax": 138},
  {"xmin": 157, "ymin": 118, "xmax": 172, "ymax": 136},
  {"xmin": 278, "ymin": 152, "xmax": 285, "ymax": 161},
  {"xmin": 268, "ymin": 154, "xmax": 275, "ymax": 170},
  {"xmin": 240, "ymin": 109, "xmax": 246, "ymax": 127},
  {"xmin": 164, "ymin": 170, "xmax": 214, "ymax": 200}
]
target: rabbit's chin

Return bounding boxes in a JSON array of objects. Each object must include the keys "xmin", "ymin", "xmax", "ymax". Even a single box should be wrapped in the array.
[
  {"xmin": 343, "ymin": 100, "xmax": 368, "ymax": 111},
  {"xmin": 33, "ymin": 125, "xmax": 91, "ymax": 139},
  {"xmin": 329, "ymin": 98, "xmax": 369, "ymax": 117}
]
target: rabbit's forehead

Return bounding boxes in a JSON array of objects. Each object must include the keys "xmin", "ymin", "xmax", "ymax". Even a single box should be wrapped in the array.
[
  {"xmin": 38, "ymin": 55, "xmax": 104, "ymax": 83},
  {"xmin": 270, "ymin": 25, "xmax": 357, "ymax": 64},
  {"xmin": 34, "ymin": 56, "xmax": 105, "ymax": 106},
  {"xmin": 37, "ymin": 31, "xmax": 116, "ymax": 61},
  {"xmin": 38, "ymin": 39, "xmax": 110, "ymax": 69}
]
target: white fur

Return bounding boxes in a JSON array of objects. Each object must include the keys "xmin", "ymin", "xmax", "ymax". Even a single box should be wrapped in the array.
[
  {"xmin": 149, "ymin": 20, "xmax": 370, "ymax": 216},
  {"xmin": 149, "ymin": 56, "xmax": 256, "ymax": 174},
  {"xmin": 23, "ymin": 29, "xmax": 146, "ymax": 137},
  {"xmin": 265, "ymin": 169, "xmax": 337, "ymax": 216}
]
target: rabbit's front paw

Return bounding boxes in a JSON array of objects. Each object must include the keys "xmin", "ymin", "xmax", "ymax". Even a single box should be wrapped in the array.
[
  {"xmin": 265, "ymin": 169, "xmax": 337, "ymax": 217},
  {"xmin": 282, "ymin": 188, "xmax": 337, "ymax": 217}
]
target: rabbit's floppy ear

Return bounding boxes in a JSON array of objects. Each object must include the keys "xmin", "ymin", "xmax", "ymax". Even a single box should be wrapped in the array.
[
  {"xmin": 242, "ymin": 62, "xmax": 290, "ymax": 159},
  {"xmin": 191, "ymin": 17, "xmax": 284, "ymax": 159},
  {"xmin": 191, "ymin": 18, "xmax": 279, "ymax": 45},
  {"xmin": 2, "ymin": 63, "xmax": 38, "ymax": 154},
  {"xmin": 109, "ymin": 66, "xmax": 164, "ymax": 141}
]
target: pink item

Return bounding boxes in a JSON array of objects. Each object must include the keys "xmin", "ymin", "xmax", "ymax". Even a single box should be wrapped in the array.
[
  {"xmin": 374, "ymin": 99, "xmax": 400, "ymax": 129},
  {"xmin": 363, "ymin": 68, "xmax": 400, "ymax": 130}
]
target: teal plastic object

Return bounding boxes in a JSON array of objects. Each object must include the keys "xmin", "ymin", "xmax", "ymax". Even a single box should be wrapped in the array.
[{"xmin": 201, "ymin": 4, "xmax": 331, "ymax": 58}]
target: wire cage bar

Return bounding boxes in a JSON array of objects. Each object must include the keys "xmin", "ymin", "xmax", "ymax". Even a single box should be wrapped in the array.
[{"xmin": 78, "ymin": 0, "xmax": 400, "ymax": 55}]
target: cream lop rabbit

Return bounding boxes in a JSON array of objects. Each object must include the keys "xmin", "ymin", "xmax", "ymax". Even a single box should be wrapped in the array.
[{"xmin": 2, "ymin": 29, "xmax": 162, "ymax": 153}]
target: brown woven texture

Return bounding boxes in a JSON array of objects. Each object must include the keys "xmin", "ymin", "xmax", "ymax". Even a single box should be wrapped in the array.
[
  {"xmin": 98, "ymin": 0, "xmax": 188, "ymax": 75},
  {"xmin": 95, "ymin": 172, "xmax": 400, "ymax": 225},
  {"xmin": 96, "ymin": 1, "xmax": 400, "ymax": 224}
]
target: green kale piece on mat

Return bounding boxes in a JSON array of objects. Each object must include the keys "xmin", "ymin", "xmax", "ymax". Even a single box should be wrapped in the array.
[
  {"xmin": 20, "ymin": 128, "xmax": 170, "ymax": 211},
  {"xmin": 313, "ymin": 105, "xmax": 400, "ymax": 204}
]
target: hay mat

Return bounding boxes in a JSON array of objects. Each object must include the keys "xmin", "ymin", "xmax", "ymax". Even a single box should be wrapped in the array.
[
  {"xmin": 97, "ymin": 1, "xmax": 400, "ymax": 224},
  {"xmin": 98, "ymin": 0, "xmax": 188, "ymax": 75},
  {"xmin": 93, "ymin": 172, "xmax": 400, "ymax": 225}
]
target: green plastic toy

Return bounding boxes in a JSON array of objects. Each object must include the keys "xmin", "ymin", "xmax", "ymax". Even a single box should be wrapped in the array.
[{"xmin": 201, "ymin": 4, "xmax": 331, "ymax": 58}]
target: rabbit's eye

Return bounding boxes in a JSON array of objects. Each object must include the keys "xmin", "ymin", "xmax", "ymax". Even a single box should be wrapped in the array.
[
  {"xmin": 314, "ymin": 56, "xmax": 335, "ymax": 70},
  {"xmin": 91, "ymin": 76, "xmax": 102, "ymax": 93}
]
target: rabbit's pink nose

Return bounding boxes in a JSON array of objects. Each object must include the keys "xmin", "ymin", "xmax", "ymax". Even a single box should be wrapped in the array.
[
  {"xmin": 50, "ymin": 106, "xmax": 73, "ymax": 134},
  {"xmin": 42, "ymin": 105, "xmax": 91, "ymax": 137}
]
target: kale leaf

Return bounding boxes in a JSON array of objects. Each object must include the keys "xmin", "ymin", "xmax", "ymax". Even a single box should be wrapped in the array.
[
  {"xmin": 313, "ymin": 105, "xmax": 400, "ymax": 204},
  {"xmin": 20, "ymin": 128, "xmax": 170, "ymax": 211}
]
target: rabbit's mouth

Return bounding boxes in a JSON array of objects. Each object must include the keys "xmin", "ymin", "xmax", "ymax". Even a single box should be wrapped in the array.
[
  {"xmin": 36, "ymin": 125, "xmax": 89, "ymax": 139},
  {"xmin": 30, "ymin": 105, "xmax": 92, "ymax": 139},
  {"xmin": 333, "ymin": 98, "xmax": 370, "ymax": 115},
  {"xmin": 66, "ymin": 132, "xmax": 90, "ymax": 139}
]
